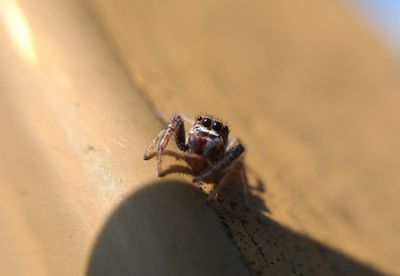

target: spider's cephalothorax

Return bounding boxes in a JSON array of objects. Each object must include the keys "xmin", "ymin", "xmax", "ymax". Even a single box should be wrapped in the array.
[
  {"xmin": 187, "ymin": 116, "xmax": 229, "ymax": 162},
  {"xmin": 144, "ymin": 114, "xmax": 248, "ymax": 201}
]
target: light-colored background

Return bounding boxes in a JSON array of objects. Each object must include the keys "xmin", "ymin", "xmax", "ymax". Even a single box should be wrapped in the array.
[{"xmin": 0, "ymin": 0, "xmax": 399, "ymax": 275}]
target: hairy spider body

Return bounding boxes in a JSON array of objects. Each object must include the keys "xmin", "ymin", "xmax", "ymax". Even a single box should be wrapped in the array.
[{"xmin": 144, "ymin": 114, "xmax": 248, "ymax": 201}]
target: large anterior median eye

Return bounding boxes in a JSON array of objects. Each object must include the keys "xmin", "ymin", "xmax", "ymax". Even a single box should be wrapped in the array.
[
  {"xmin": 212, "ymin": 121, "xmax": 222, "ymax": 132},
  {"xmin": 202, "ymin": 117, "xmax": 212, "ymax": 128}
]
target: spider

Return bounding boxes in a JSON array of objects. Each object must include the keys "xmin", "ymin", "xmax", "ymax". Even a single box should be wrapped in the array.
[{"xmin": 144, "ymin": 114, "xmax": 249, "ymax": 201}]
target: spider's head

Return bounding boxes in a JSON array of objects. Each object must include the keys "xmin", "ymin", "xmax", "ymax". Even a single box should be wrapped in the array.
[
  {"xmin": 191, "ymin": 115, "xmax": 229, "ymax": 143},
  {"xmin": 188, "ymin": 115, "xmax": 229, "ymax": 161}
]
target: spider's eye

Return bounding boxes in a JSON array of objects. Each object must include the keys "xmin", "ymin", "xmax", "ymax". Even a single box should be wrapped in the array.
[
  {"xmin": 223, "ymin": 125, "xmax": 229, "ymax": 133},
  {"xmin": 212, "ymin": 121, "xmax": 222, "ymax": 132},
  {"xmin": 202, "ymin": 118, "xmax": 212, "ymax": 128},
  {"xmin": 197, "ymin": 116, "xmax": 202, "ymax": 121}
]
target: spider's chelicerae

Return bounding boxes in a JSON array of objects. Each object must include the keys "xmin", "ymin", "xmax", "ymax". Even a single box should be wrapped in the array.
[{"xmin": 144, "ymin": 114, "xmax": 249, "ymax": 201}]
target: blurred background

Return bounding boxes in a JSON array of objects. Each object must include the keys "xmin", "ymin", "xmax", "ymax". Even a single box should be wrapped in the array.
[
  {"xmin": 349, "ymin": 0, "xmax": 400, "ymax": 60},
  {"xmin": 0, "ymin": 0, "xmax": 399, "ymax": 275}
]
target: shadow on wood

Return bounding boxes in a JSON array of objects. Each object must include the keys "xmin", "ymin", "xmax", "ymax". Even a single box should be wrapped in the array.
[
  {"xmin": 87, "ymin": 180, "xmax": 382, "ymax": 276},
  {"xmin": 209, "ymin": 177, "xmax": 382, "ymax": 276},
  {"xmin": 86, "ymin": 181, "xmax": 250, "ymax": 276}
]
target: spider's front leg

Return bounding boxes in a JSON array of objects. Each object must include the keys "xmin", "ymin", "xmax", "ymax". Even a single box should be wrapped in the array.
[
  {"xmin": 193, "ymin": 142, "xmax": 245, "ymax": 182},
  {"xmin": 193, "ymin": 140, "xmax": 248, "ymax": 202},
  {"xmin": 143, "ymin": 115, "xmax": 188, "ymax": 176}
]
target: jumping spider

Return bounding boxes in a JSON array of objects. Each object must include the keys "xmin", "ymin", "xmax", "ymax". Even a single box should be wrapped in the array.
[{"xmin": 144, "ymin": 114, "xmax": 248, "ymax": 201}]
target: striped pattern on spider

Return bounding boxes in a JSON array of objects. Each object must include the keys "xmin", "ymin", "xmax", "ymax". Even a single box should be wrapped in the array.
[{"xmin": 144, "ymin": 114, "xmax": 249, "ymax": 202}]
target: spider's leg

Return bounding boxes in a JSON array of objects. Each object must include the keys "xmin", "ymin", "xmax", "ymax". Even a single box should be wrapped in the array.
[
  {"xmin": 193, "ymin": 142, "xmax": 245, "ymax": 182},
  {"xmin": 156, "ymin": 115, "xmax": 187, "ymax": 176},
  {"xmin": 144, "ymin": 150, "xmax": 208, "ymax": 165},
  {"xmin": 237, "ymin": 159, "xmax": 249, "ymax": 206},
  {"xmin": 155, "ymin": 110, "xmax": 195, "ymax": 125},
  {"xmin": 159, "ymin": 164, "xmax": 194, "ymax": 177},
  {"xmin": 143, "ymin": 129, "xmax": 166, "ymax": 160},
  {"xmin": 207, "ymin": 158, "xmax": 249, "ymax": 204},
  {"xmin": 226, "ymin": 137, "xmax": 242, "ymax": 151},
  {"xmin": 157, "ymin": 153, "xmax": 209, "ymax": 178},
  {"xmin": 207, "ymin": 160, "xmax": 239, "ymax": 201}
]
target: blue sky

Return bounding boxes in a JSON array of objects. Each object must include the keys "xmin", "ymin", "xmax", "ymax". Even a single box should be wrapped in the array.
[{"xmin": 348, "ymin": 0, "xmax": 400, "ymax": 54}]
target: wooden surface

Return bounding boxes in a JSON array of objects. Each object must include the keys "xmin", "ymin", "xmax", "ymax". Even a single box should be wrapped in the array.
[
  {"xmin": 0, "ymin": 1, "xmax": 248, "ymax": 275},
  {"xmin": 0, "ymin": 0, "xmax": 400, "ymax": 275},
  {"xmin": 90, "ymin": 0, "xmax": 400, "ymax": 275}
]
